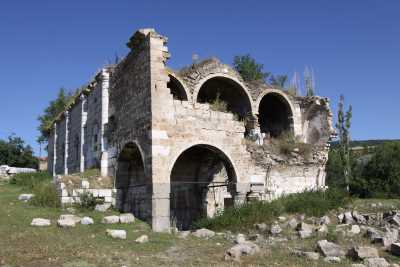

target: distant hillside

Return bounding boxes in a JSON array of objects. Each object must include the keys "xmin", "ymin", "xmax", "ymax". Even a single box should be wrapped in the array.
[{"xmin": 330, "ymin": 139, "xmax": 400, "ymax": 148}]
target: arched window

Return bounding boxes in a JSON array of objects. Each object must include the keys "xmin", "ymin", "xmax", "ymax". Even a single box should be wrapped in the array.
[{"xmin": 167, "ymin": 75, "xmax": 188, "ymax": 101}]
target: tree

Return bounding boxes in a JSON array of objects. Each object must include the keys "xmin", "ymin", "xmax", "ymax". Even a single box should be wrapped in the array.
[
  {"xmin": 37, "ymin": 88, "xmax": 73, "ymax": 143},
  {"xmin": 270, "ymin": 74, "xmax": 288, "ymax": 88},
  {"xmin": 0, "ymin": 135, "xmax": 38, "ymax": 168},
  {"xmin": 304, "ymin": 66, "xmax": 315, "ymax": 96},
  {"xmin": 336, "ymin": 95, "xmax": 352, "ymax": 191},
  {"xmin": 233, "ymin": 54, "xmax": 270, "ymax": 82}
]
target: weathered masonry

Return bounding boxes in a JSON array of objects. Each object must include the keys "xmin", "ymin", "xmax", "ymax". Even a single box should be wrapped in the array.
[{"xmin": 47, "ymin": 28, "xmax": 335, "ymax": 232}]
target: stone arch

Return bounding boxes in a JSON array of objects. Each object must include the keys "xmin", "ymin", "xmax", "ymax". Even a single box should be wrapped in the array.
[
  {"xmin": 167, "ymin": 74, "xmax": 189, "ymax": 101},
  {"xmin": 115, "ymin": 142, "xmax": 150, "ymax": 221},
  {"xmin": 193, "ymin": 73, "xmax": 254, "ymax": 118},
  {"xmin": 169, "ymin": 144, "xmax": 237, "ymax": 230},
  {"xmin": 256, "ymin": 90, "xmax": 296, "ymax": 138}
]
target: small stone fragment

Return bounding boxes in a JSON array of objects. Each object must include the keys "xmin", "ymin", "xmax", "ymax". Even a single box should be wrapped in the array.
[
  {"xmin": 102, "ymin": 215, "xmax": 120, "ymax": 224},
  {"xmin": 106, "ymin": 229, "xmax": 126, "ymax": 239},
  {"xmin": 270, "ymin": 222, "xmax": 282, "ymax": 236},
  {"xmin": 95, "ymin": 203, "xmax": 111, "ymax": 212},
  {"xmin": 31, "ymin": 218, "xmax": 51, "ymax": 227},
  {"xmin": 135, "ymin": 235, "xmax": 149, "ymax": 243},
  {"xmin": 324, "ymin": 256, "xmax": 341, "ymax": 263},
  {"xmin": 224, "ymin": 241, "xmax": 260, "ymax": 262},
  {"xmin": 81, "ymin": 217, "xmax": 94, "ymax": 225},
  {"xmin": 57, "ymin": 218, "xmax": 76, "ymax": 228},
  {"xmin": 363, "ymin": 257, "xmax": 390, "ymax": 267},
  {"xmin": 348, "ymin": 246, "xmax": 379, "ymax": 260},
  {"xmin": 255, "ymin": 223, "xmax": 267, "ymax": 232},
  {"xmin": 317, "ymin": 239, "xmax": 345, "ymax": 257},
  {"xmin": 119, "ymin": 213, "xmax": 135, "ymax": 224},
  {"xmin": 18, "ymin": 194, "xmax": 34, "ymax": 201},
  {"xmin": 192, "ymin": 228, "xmax": 215, "ymax": 239},
  {"xmin": 235, "ymin": 233, "xmax": 246, "ymax": 244}
]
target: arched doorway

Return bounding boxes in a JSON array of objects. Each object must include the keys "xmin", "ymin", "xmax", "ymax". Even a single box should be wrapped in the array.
[
  {"xmin": 197, "ymin": 76, "xmax": 252, "ymax": 119},
  {"xmin": 258, "ymin": 93, "xmax": 293, "ymax": 138},
  {"xmin": 115, "ymin": 142, "xmax": 150, "ymax": 221},
  {"xmin": 170, "ymin": 145, "xmax": 237, "ymax": 230},
  {"xmin": 167, "ymin": 75, "xmax": 188, "ymax": 101}
]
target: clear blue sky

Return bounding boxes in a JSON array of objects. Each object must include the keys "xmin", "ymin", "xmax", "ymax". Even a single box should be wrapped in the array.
[{"xmin": 1, "ymin": 0, "xmax": 399, "ymax": 155}]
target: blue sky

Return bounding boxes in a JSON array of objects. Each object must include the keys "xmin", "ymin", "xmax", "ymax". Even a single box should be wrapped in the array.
[{"xmin": 0, "ymin": 0, "xmax": 399, "ymax": 155}]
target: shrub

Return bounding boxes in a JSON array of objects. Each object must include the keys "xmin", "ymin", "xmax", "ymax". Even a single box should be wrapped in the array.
[
  {"xmin": 210, "ymin": 94, "xmax": 228, "ymax": 113},
  {"xmin": 30, "ymin": 182, "xmax": 60, "ymax": 208},
  {"xmin": 194, "ymin": 187, "xmax": 350, "ymax": 232},
  {"xmin": 10, "ymin": 171, "xmax": 52, "ymax": 189},
  {"xmin": 78, "ymin": 191, "xmax": 104, "ymax": 210}
]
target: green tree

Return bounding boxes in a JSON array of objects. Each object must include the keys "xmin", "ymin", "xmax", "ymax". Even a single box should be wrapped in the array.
[
  {"xmin": 0, "ymin": 135, "xmax": 38, "ymax": 168},
  {"xmin": 233, "ymin": 54, "xmax": 270, "ymax": 82},
  {"xmin": 270, "ymin": 74, "xmax": 288, "ymax": 88},
  {"xmin": 336, "ymin": 95, "xmax": 353, "ymax": 191},
  {"xmin": 304, "ymin": 66, "xmax": 315, "ymax": 96},
  {"xmin": 37, "ymin": 88, "xmax": 72, "ymax": 143}
]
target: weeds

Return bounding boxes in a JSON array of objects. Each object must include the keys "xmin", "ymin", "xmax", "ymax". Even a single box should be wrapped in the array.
[
  {"xmin": 195, "ymin": 187, "xmax": 350, "ymax": 232},
  {"xmin": 30, "ymin": 182, "xmax": 60, "ymax": 208},
  {"xmin": 78, "ymin": 191, "xmax": 103, "ymax": 210},
  {"xmin": 9, "ymin": 172, "xmax": 52, "ymax": 189},
  {"xmin": 210, "ymin": 93, "xmax": 228, "ymax": 112}
]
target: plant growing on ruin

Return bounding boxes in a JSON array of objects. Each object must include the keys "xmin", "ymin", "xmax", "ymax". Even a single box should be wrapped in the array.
[
  {"xmin": 336, "ymin": 95, "xmax": 352, "ymax": 191},
  {"xmin": 78, "ymin": 191, "xmax": 103, "ymax": 210},
  {"xmin": 304, "ymin": 66, "xmax": 315, "ymax": 96},
  {"xmin": 210, "ymin": 93, "xmax": 228, "ymax": 112},
  {"xmin": 270, "ymin": 74, "xmax": 288, "ymax": 89},
  {"xmin": 233, "ymin": 54, "xmax": 270, "ymax": 82}
]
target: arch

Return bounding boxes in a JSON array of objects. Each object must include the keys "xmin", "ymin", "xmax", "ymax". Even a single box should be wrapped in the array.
[
  {"xmin": 170, "ymin": 144, "xmax": 237, "ymax": 230},
  {"xmin": 115, "ymin": 142, "xmax": 150, "ymax": 221},
  {"xmin": 167, "ymin": 74, "xmax": 189, "ymax": 101},
  {"xmin": 193, "ymin": 73, "xmax": 254, "ymax": 118},
  {"xmin": 256, "ymin": 90, "xmax": 294, "ymax": 138}
]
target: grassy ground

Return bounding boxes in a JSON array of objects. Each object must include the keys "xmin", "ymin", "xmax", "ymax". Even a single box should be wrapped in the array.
[{"xmin": 0, "ymin": 182, "xmax": 397, "ymax": 267}]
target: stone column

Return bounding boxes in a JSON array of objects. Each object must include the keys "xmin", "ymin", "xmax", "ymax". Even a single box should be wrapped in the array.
[
  {"xmin": 64, "ymin": 111, "xmax": 69, "ymax": 175},
  {"xmin": 52, "ymin": 122, "xmax": 57, "ymax": 177},
  {"xmin": 152, "ymin": 182, "xmax": 171, "ymax": 232},
  {"xmin": 100, "ymin": 69, "xmax": 109, "ymax": 177},
  {"xmin": 80, "ymin": 94, "xmax": 87, "ymax": 173}
]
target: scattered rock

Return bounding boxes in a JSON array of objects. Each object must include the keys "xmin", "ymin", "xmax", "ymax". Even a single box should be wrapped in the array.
[
  {"xmin": 288, "ymin": 218, "xmax": 298, "ymax": 229},
  {"xmin": 119, "ymin": 213, "xmax": 135, "ymax": 224},
  {"xmin": 353, "ymin": 211, "xmax": 367, "ymax": 224},
  {"xmin": 349, "ymin": 225, "xmax": 361, "ymax": 235},
  {"xmin": 363, "ymin": 257, "xmax": 390, "ymax": 267},
  {"xmin": 95, "ymin": 203, "xmax": 111, "ymax": 212},
  {"xmin": 18, "ymin": 194, "xmax": 34, "ymax": 201},
  {"xmin": 278, "ymin": 216, "xmax": 287, "ymax": 222},
  {"xmin": 270, "ymin": 223, "xmax": 282, "ymax": 236},
  {"xmin": 135, "ymin": 235, "xmax": 148, "ymax": 243},
  {"xmin": 235, "ymin": 233, "xmax": 246, "ymax": 244},
  {"xmin": 178, "ymin": 231, "xmax": 190, "ymax": 239},
  {"xmin": 192, "ymin": 228, "xmax": 215, "ymax": 239},
  {"xmin": 31, "ymin": 218, "xmax": 51, "ymax": 227},
  {"xmin": 317, "ymin": 239, "xmax": 345, "ymax": 257},
  {"xmin": 317, "ymin": 224, "xmax": 329, "ymax": 234},
  {"xmin": 319, "ymin": 215, "xmax": 331, "ymax": 225},
  {"xmin": 291, "ymin": 249, "xmax": 319, "ymax": 260},
  {"xmin": 81, "ymin": 217, "xmax": 94, "ymax": 225},
  {"xmin": 352, "ymin": 264, "xmax": 366, "ymax": 267},
  {"xmin": 102, "ymin": 215, "xmax": 120, "ymax": 224},
  {"xmin": 224, "ymin": 241, "xmax": 260, "ymax": 262},
  {"xmin": 57, "ymin": 218, "xmax": 76, "ymax": 228},
  {"xmin": 106, "ymin": 229, "xmax": 126, "ymax": 239},
  {"xmin": 324, "ymin": 256, "xmax": 341, "ymax": 263},
  {"xmin": 66, "ymin": 207, "xmax": 76, "ymax": 214},
  {"xmin": 297, "ymin": 222, "xmax": 314, "ymax": 239},
  {"xmin": 348, "ymin": 246, "xmax": 379, "ymax": 260},
  {"xmin": 255, "ymin": 223, "xmax": 267, "ymax": 232},
  {"xmin": 338, "ymin": 213, "xmax": 345, "ymax": 223},
  {"xmin": 345, "ymin": 211, "xmax": 355, "ymax": 224},
  {"xmin": 390, "ymin": 242, "xmax": 400, "ymax": 256}
]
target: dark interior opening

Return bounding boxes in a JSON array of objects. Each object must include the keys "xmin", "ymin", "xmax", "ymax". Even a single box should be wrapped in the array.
[
  {"xmin": 197, "ymin": 77, "xmax": 252, "ymax": 118},
  {"xmin": 258, "ymin": 93, "xmax": 293, "ymax": 138},
  {"xmin": 170, "ymin": 145, "xmax": 236, "ymax": 230},
  {"xmin": 167, "ymin": 75, "xmax": 188, "ymax": 101}
]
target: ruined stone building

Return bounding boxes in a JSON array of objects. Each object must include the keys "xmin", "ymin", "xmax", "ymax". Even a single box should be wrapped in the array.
[{"xmin": 47, "ymin": 28, "xmax": 334, "ymax": 232}]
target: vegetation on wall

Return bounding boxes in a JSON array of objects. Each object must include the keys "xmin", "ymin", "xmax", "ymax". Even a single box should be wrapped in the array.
[
  {"xmin": 0, "ymin": 135, "xmax": 38, "ymax": 169},
  {"xmin": 233, "ymin": 54, "xmax": 270, "ymax": 82}
]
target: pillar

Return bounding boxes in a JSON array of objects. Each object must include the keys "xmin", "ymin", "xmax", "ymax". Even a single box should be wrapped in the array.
[
  {"xmin": 100, "ymin": 68, "xmax": 109, "ymax": 177},
  {"xmin": 52, "ymin": 122, "xmax": 57, "ymax": 177},
  {"xmin": 80, "ymin": 94, "xmax": 87, "ymax": 173},
  {"xmin": 64, "ymin": 111, "xmax": 69, "ymax": 175}
]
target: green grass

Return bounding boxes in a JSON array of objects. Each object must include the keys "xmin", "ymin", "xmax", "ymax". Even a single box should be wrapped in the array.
[
  {"xmin": 9, "ymin": 171, "xmax": 52, "ymax": 189},
  {"xmin": 195, "ymin": 188, "xmax": 351, "ymax": 232}
]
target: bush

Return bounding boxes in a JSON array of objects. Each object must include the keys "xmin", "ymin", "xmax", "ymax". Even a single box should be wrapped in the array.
[
  {"xmin": 10, "ymin": 172, "xmax": 52, "ymax": 189},
  {"xmin": 30, "ymin": 182, "xmax": 60, "ymax": 208},
  {"xmin": 194, "ymin": 188, "xmax": 350, "ymax": 232},
  {"xmin": 78, "ymin": 191, "xmax": 104, "ymax": 210},
  {"xmin": 210, "ymin": 94, "xmax": 228, "ymax": 112}
]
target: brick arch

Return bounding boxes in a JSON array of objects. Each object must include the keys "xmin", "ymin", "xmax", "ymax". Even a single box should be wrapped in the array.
[
  {"xmin": 193, "ymin": 73, "xmax": 255, "ymax": 116},
  {"xmin": 255, "ymin": 89, "xmax": 301, "ymax": 137},
  {"xmin": 169, "ymin": 143, "xmax": 238, "ymax": 230}
]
